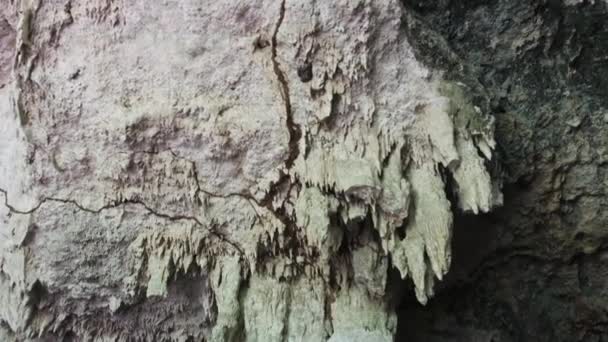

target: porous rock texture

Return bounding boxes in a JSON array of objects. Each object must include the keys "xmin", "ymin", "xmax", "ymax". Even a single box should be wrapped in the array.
[
  {"xmin": 0, "ymin": 0, "xmax": 502, "ymax": 340},
  {"xmin": 0, "ymin": 0, "xmax": 604, "ymax": 341}
]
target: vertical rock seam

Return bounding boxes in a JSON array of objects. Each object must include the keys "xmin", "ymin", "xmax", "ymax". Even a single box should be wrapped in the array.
[{"xmin": 271, "ymin": 0, "xmax": 301, "ymax": 170}]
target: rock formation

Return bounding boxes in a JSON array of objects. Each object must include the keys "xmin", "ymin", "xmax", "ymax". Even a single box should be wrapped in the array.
[
  {"xmin": 397, "ymin": 1, "xmax": 608, "ymax": 341},
  {"xmin": 0, "ymin": 0, "xmax": 605, "ymax": 341}
]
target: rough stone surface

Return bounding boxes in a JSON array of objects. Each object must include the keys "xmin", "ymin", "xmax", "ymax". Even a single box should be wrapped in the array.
[
  {"xmin": 0, "ymin": 1, "xmax": 501, "ymax": 340},
  {"xmin": 397, "ymin": 0, "xmax": 608, "ymax": 341},
  {"xmin": 0, "ymin": 0, "xmax": 605, "ymax": 341}
]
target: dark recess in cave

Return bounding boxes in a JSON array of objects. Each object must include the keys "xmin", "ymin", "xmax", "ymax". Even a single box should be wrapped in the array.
[{"xmin": 395, "ymin": 0, "xmax": 608, "ymax": 340}]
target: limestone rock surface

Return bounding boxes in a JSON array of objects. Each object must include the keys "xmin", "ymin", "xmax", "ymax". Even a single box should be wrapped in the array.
[{"xmin": 1, "ymin": 0, "xmax": 502, "ymax": 341}]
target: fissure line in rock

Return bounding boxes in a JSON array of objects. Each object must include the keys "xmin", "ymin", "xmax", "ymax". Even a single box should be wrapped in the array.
[
  {"xmin": 0, "ymin": 187, "xmax": 245, "ymax": 255},
  {"xmin": 271, "ymin": 0, "xmax": 301, "ymax": 170}
]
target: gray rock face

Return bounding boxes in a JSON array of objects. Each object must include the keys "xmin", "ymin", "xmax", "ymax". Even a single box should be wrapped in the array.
[
  {"xmin": 0, "ymin": 1, "xmax": 500, "ymax": 340},
  {"xmin": 3, "ymin": 0, "xmax": 606, "ymax": 341}
]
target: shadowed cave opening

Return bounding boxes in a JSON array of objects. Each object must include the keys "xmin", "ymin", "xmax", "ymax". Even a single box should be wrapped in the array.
[
  {"xmin": 393, "ymin": 0, "xmax": 608, "ymax": 340},
  {"xmin": 394, "ymin": 207, "xmax": 506, "ymax": 341}
]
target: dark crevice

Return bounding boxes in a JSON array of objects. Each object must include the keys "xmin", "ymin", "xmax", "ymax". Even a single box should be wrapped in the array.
[
  {"xmin": 271, "ymin": 0, "xmax": 301, "ymax": 171},
  {"xmin": 395, "ymin": 206, "xmax": 505, "ymax": 341},
  {"xmin": 245, "ymin": 0, "xmax": 315, "ymax": 274}
]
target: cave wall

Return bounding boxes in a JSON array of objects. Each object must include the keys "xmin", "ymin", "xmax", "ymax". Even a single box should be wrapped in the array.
[
  {"xmin": 397, "ymin": 0, "xmax": 608, "ymax": 341},
  {"xmin": 0, "ymin": 0, "xmax": 607, "ymax": 341},
  {"xmin": 0, "ymin": 0, "xmax": 500, "ymax": 341}
]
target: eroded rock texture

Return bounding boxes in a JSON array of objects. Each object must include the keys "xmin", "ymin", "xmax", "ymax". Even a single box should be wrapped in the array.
[
  {"xmin": 397, "ymin": 0, "xmax": 608, "ymax": 341},
  {"xmin": 0, "ymin": 0, "xmax": 604, "ymax": 341},
  {"xmin": 0, "ymin": 1, "xmax": 502, "ymax": 340}
]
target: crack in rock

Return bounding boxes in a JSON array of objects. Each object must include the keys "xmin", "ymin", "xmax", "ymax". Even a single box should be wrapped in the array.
[
  {"xmin": 271, "ymin": 0, "xmax": 301, "ymax": 171},
  {"xmin": 0, "ymin": 187, "xmax": 245, "ymax": 255}
]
